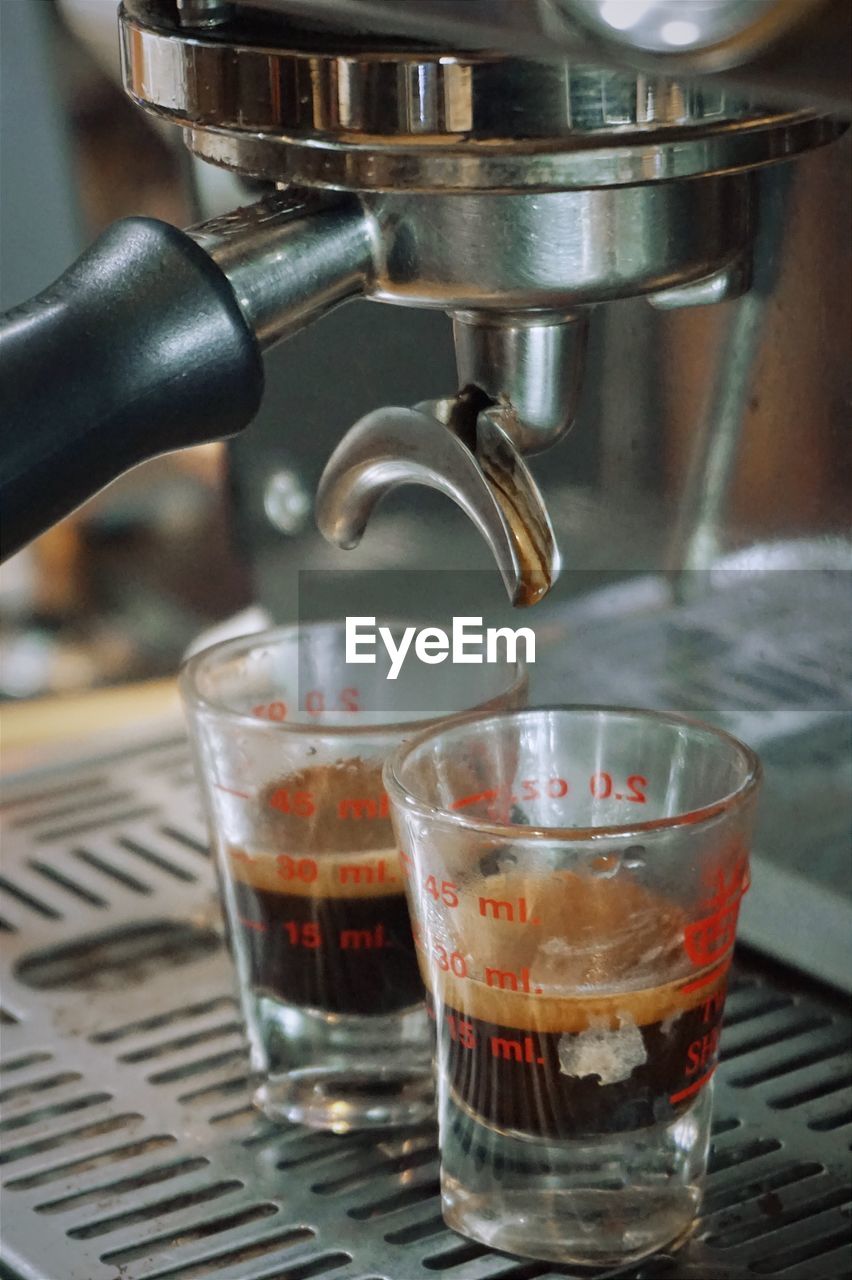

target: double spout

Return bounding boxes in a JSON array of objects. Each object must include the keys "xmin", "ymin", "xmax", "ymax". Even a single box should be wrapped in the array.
[
  {"xmin": 197, "ymin": 197, "xmax": 583, "ymax": 606},
  {"xmin": 316, "ymin": 311, "xmax": 588, "ymax": 606}
]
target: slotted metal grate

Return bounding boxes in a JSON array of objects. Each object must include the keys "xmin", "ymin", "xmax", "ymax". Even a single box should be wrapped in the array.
[{"xmin": 1, "ymin": 728, "xmax": 850, "ymax": 1280}]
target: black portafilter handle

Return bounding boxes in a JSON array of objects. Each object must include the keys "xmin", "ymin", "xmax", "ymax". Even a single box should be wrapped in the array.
[{"xmin": 0, "ymin": 217, "xmax": 264, "ymax": 561}]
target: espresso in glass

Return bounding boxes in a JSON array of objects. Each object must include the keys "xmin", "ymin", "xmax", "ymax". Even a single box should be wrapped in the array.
[
  {"xmin": 180, "ymin": 622, "xmax": 528, "ymax": 1131},
  {"xmin": 385, "ymin": 703, "xmax": 760, "ymax": 1264},
  {"xmin": 430, "ymin": 869, "xmax": 727, "ymax": 1142},
  {"xmin": 229, "ymin": 759, "xmax": 420, "ymax": 1016},
  {"xmin": 418, "ymin": 862, "xmax": 731, "ymax": 1265},
  {"xmin": 221, "ymin": 758, "xmax": 431, "ymax": 1127},
  {"xmin": 229, "ymin": 848, "xmax": 421, "ymax": 1017}
]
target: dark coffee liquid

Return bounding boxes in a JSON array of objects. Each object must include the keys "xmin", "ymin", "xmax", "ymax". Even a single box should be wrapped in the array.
[
  {"xmin": 232, "ymin": 868, "xmax": 421, "ymax": 1016},
  {"xmin": 431, "ymin": 981, "xmax": 725, "ymax": 1138},
  {"xmin": 423, "ymin": 868, "xmax": 729, "ymax": 1138},
  {"xmin": 228, "ymin": 759, "xmax": 422, "ymax": 1017}
]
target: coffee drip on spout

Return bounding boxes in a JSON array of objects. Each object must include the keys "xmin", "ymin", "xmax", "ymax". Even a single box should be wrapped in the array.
[{"xmin": 316, "ymin": 315, "xmax": 586, "ymax": 606}]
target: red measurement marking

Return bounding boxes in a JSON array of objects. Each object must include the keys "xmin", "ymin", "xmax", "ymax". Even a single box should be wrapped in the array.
[
  {"xmin": 590, "ymin": 771, "xmax": 612, "ymax": 799},
  {"xmin": 238, "ymin": 916, "xmax": 267, "ymax": 932},
  {"xmin": 276, "ymin": 854, "xmax": 318, "ymax": 883},
  {"xmin": 340, "ymin": 923, "xmax": 387, "ymax": 950},
  {"xmin": 684, "ymin": 861, "xmax": 749, "ymax": 967},
  {"xmin": 304, "ymin": 690, "xmax": 324, "ymax": 716},
  {"xmin": 453, "ymin": 774, "xmax": 646, "ymax": 811},
  {"xmin": 337, "ymin": 793, "xmax": 389, "ymax": 821},
  {"xmin": 669, "ymin": 1065, "xmax": 716, "ymax": 1106},
  {"xmin": 215, "ymin": 784, "xmax": 252, "ymax": 799},
  {"xmin": 340, "ymin": 687, "xmax": 360, "ymax": 712},
  {"xmin": 254, "ymin": 689, "xmax": 361, "ymax": 718},
  {"xmin": 451, "ymin": 789, "xmax": 498, "ymax": 810},
  {"xmin": 425, "ymin": 876, "xmax": 459, "ymax": 907},
  {"xmin": 336, "ymin": 858, "xmax": 392, "ymax": 886},
  {"xmin": 519, "ymin": 778, "xmax": 570, "ymax": 800},
  {"xmin": 680, "ymin": 957, "xmax": 731, "ymax": 995},
  {"xmin": 302, "ymin": 687, "xmax": 361, "ymax": 715},
  {"xmin": 282, "ymin": 921, "xmax": 321, "ymax": 948},
  {"xmin": 627, "ymin": 775, "xmax": 647, "ymax": 802},
  {"xmin": 252, "ymin": 701, "xmax": 287, "ymax": 721},
  {"xmin": 484, "ymin": 965, "xmax": 536, "ymax": 993},
  {"xmin": 445, "ymin": 1013, "xmax": 476, "ymax": 1049},
  {"xmin": 434, "ymin": 944, "xmax": 468, "ymax": 977},
  {"xmin": 268, "ymin": 788, "xmax": 315, "ymax": 817},
  {"xmin": 489, "ymin": 1034, "xmax": 541, "ymax": 1064},
  {"xmin": 589, "ymin": 773, "xmax": 647, "ymax": 802},
  {"xmin": 478, "ymin": 894, "xmax": 536, "ymax": 924}
]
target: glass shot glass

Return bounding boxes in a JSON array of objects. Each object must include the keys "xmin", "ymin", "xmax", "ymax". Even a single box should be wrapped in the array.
[
  {"xmin": 384, "ymin": 705, "xmax": 761, "ymax": 1266},
  {"xmin": 180, "ymin": 623, "xmax": 526, "ymax": 1132}
]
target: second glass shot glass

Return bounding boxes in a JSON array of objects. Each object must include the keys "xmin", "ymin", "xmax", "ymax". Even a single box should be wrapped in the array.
[
  {"xmin": 384, "ymin": 705, "xmax": 761, "ymax": 1266},
  {"xmin": 180, "ymin": 623, "xmax": 526, "ymax": 1132}
]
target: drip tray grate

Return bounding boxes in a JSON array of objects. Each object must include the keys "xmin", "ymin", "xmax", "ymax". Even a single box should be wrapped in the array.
[{"xmin": 1, "ymin": 731, "xmax": 850, "ymax": 1280}]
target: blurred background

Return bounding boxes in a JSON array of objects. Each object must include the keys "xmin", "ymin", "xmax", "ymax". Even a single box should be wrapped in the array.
[{"xmin": 1, "ymin": 0, "xmax": 849, "ymax": 711}]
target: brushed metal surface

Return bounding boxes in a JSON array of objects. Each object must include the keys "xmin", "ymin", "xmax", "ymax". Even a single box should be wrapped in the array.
[{"xmin": 1, "ymin": 645, "xmax": 850, "ymax": 1278}]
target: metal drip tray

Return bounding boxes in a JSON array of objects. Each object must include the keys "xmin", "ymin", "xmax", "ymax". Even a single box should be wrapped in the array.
[{"xmin": 1, "ymin": 729, "xmax": 851, "ymax": 1280}]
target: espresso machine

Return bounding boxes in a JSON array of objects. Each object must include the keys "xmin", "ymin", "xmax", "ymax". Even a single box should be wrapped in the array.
[
  {"xmin": 1, "ymin": 4, "xmax": 850, "ymax": 1278},
  {"xmin": 1, "ymin": 0, "xmax": 848, "ymax": 598}
]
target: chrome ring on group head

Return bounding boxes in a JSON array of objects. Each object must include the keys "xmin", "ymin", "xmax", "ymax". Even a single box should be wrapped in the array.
[{"xmin": 119, "ymin": 9, "xmax": 843, "ymax": 191}]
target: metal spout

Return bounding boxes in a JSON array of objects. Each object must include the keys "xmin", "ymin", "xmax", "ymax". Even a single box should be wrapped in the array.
[
  {"xmin": 316, "ymin": 399, "xmax": 560, "ymax": 607},
  {"xmin": 452, "ymin": 311, "xmax": 588, "ymax": 454}
]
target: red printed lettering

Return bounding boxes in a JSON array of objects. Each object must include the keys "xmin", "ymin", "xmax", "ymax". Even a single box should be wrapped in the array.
[
  {"xmin": 268, "ymin": 788, "xmax": 315, "ymax": 818},
  {"xmin": 276, "ymin": 854, "xmax": 318, "ymax": 883}
]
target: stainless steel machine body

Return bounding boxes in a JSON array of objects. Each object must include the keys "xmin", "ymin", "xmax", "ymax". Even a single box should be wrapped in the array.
[
  {"xmin": 113, "ymin": 0, "xmax": 847, "ymax": 601},
  {"xmin": 3, "ymin": 0, "xmax": 847, "ymax": 593}
]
